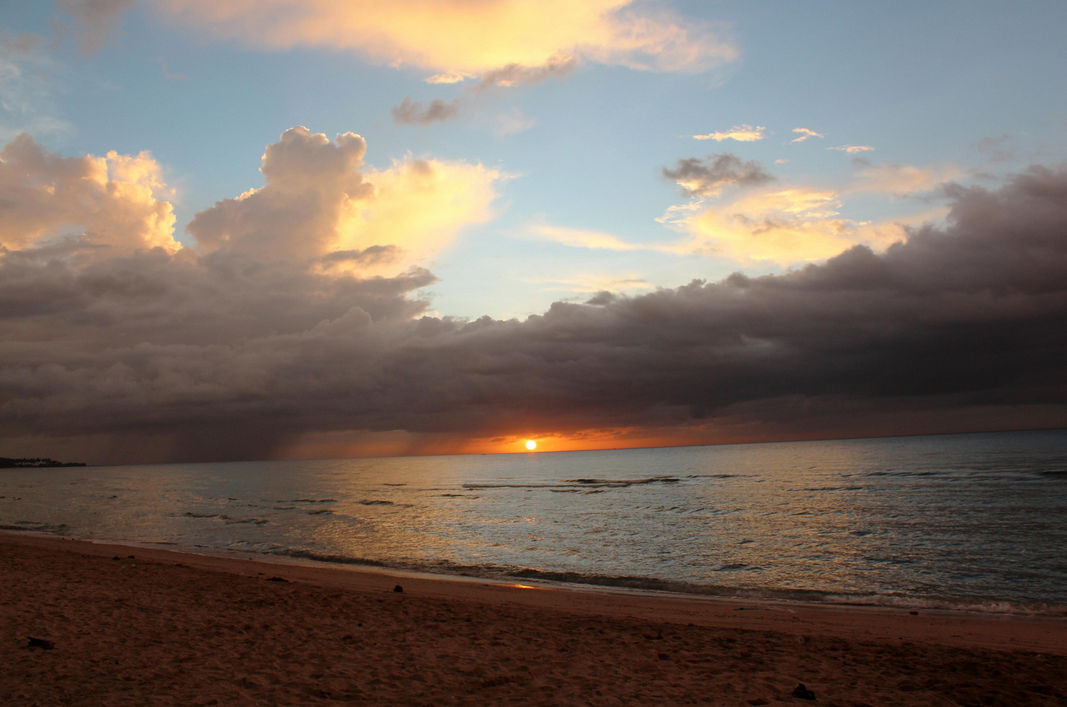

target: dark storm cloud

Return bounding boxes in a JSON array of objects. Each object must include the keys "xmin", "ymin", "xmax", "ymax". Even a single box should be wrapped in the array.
[
  {"xmin": 391, "ymin": 97, "xmax": 463, "ymax": 125},
  {"xmin": 663, "ymin": 153, "xmax": 775, "ymax": 197},
  {"xmin": 2, "ymin": 167, "xmax": 1067, "ymax": 462}
]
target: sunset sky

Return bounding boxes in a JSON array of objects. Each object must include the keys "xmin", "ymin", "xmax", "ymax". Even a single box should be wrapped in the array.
[{"xmin": 2, "ymin": 1, "xmax": 1066, "ymax": 464}]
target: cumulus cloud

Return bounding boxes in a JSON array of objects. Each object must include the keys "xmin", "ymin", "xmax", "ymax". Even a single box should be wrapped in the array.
[
  {"xmin": 693, "ymin": 125, "xmax": 765, "ymax": 142},
  {"xmin": 790, "ymin": 127, "xmax": 823, "ymax": 143},
  {"xmin": 155, "ymin": 0, "xmax": 737, "ymax": 81},
  {"xmin": 3, "ymin": 136, "xmax": 1067, "ymax": 462},
  {"xmin": 0, "ymin": 134, "xmax": 180, "ymax": 256},
  {"xmin": 663, "ymin": 153, "xmax": 775, "ymax": 198},
  {"xmin": 187, "ymin": 126, "xmax": 500, "ymax": 269},
  {"xmin": 391, "ymin": 97, "xmax": 462, "ymax": 125},
  {"xmin": 830, "ymin": 144, "xmax": 874, "ymax": 154},
  {"xmin": 58, "ymin": 0, "xmax": 134, "ymax": 55}
]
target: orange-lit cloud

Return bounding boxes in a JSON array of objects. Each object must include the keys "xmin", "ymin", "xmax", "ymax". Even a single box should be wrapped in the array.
[
  {"xmin": 693, "ymin": 125, "xmax": 765, "ymax": 142},
  {"xmin": 850, "ymin": 159, "xmax": 962, "ymax": 196},
  {"xmin": 790, "ymin": 127, "xmax": 824, "ymax": 143},
  {"xmin": 156, "ymin": 0, "xmax": 737, "ymax": 80},
  {"xmin": 674, "ymin": 186, "xmax": 906, "ymax": 264},
  {"xmin": 0, "ymin": 133, "xmax": 180, "ymax": 256},
  {"xmin": 188, "ymin": 126, "xmax": 501, "ymax": 271},
  {"xmin": 526, "ymin": 224, "xmax": 651, "ymax": 252},
  {"xmin": 830, "ymin": 144, "xmax": 874, "ymax": 154},
  {"xmin": 342, "ymin": 155, "xmax": 501, "ymax": 270}
]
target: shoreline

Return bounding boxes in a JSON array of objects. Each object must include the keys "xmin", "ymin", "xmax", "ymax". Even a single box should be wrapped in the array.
[
  {"xmin": 3, "ymin": 532, "xmax": 1066, "ymax": 706},
  {"xmin": 3, "ymin": 528, "xmax": 1064, "ymax": 620},
  {"xmin": 4, "ymin": 531, "xmax": 1065, "ymax": 656}
]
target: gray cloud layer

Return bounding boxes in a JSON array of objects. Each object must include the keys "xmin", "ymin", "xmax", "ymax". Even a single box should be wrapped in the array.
[
  {"xmin": 58, "ymin": 0, "xmax": 133, "ymax": 55},
  {"xmin": 477, "ymin": 54, "xmax": 578, "ymax": 90},
  {"xmin": 391, "ymin": 97, "xmax": 463, "ymax": 125},
  {"xmin": 2, "ymin": 158, "xmax": 1067, "ymax": 462},
  {"xmin": 663, "ymin": 153, "xmax": 775, "ymax": 197}
]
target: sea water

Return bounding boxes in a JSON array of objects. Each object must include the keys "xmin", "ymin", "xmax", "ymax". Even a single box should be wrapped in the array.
[{"xmin": 2, "ymin": 430, "xmax": 1065, "ymax": 614}]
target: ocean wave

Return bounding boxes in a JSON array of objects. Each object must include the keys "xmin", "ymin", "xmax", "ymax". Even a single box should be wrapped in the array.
[
  {"xmin": 264, "ymin": 547, "xmax": 388, "ymax": 567},
  {"xmin": 464, "ymin": 476, "xmax": 682, "ymax": 491},
  {"xmin": 0, "ymin": 520, "xmax": 69, "ymax": 533},
  {"xmin": 201, "ymin": 541, "xmax": 1067, "ymax": 617},
  {"xmin": 183, "ymin": 512, "xmax": 268, "ymax": 525}
]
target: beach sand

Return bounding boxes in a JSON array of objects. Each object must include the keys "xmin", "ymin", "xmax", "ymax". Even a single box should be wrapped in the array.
[{"xmin": 1, "ymin": 534, "xmax": 1064, "ymax": 706}]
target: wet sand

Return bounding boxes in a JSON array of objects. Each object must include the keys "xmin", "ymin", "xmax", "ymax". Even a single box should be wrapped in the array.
[{"xmin": 2, "ymin": 533, "xmax": 1064, "ymax": 706}]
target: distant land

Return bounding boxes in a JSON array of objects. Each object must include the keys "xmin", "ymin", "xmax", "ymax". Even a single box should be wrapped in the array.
[{"xmin": 0, "ymin": 457, "xmax": 87, "ymax": 469}]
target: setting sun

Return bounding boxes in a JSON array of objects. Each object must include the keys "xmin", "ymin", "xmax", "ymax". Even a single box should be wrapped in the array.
[{"xmin": 525, "ymin": 440, "xmax": 537, "ymax": 451}]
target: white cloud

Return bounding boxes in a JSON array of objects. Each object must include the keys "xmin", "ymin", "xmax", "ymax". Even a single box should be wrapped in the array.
[
  {"xmin": 525, "ymin": 224, "xmax": 653, "ymax": 252},
  {"xmin": 830, "ymin": 145, "xmax": 874, "ymax": 154},
  {"xmin": 0, "ymin": 45, "xmax": 71, "ymax": 142},
  {"xmin": 693, "ymin": 124, "xmax": 765, "ymax": 142},
  {"xmin": 790, "ymin": 127, "xmax": 824, "ymax": 143}
]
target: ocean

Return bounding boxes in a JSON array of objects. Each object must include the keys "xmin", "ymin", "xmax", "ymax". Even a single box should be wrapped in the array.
[{"xmin": 2, "ymin": 430, "xmax": 1065, "ymax": 615}]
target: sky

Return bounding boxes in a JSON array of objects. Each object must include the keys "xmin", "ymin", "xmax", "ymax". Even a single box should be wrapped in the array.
[{"xmin": 1, "ymin": 0, "xmax": 1066, "ymax": 464}]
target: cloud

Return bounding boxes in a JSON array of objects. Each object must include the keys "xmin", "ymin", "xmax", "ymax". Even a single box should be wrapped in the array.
[
  {"xmin": 0, "ymin": 133, "xmax": 180, "ymax": 256},
  {"xmin": 424, "ymin": 71, "xmax": 471, "ymax": 85},
  {"xmin": 158, "ymin": 57, "xmax": 189, "ymax": 80},
  {"xmin": 976, "ymin": 134, "xmax": 1015, "ymax": 163},
  {"xmin": 6, "ymin": 164, "xmax": 1067, "ymax": 461},
  {"xmin": 676, "ymin": 185, "xmax": 905, "ymax": 264},
  {"xmin": 663, "ymin": 153, "xmax": 775, "ymax": 198},
  {"xmin": 775, "ymin": 159, "xmax": 789, "ymax": 165},
  {"xmin": 187, "ymin": 126, "xmax": 501, "ymax": 269},
  {"xmin": 850, "ymin": 158, "xmax": 962, "ymax": 196},
  {"xmin": 0, "ymin": 42, "xmax": 71, "ymax": 142},
  {"xmin": 790, "ymin": 128, "xmax": 824, "ymax": 143},
  {"xmin": 830, "ymin": 145, "xmax": 874, "ymax": 154},
  {"xmin": 526, "ymin": 225, "xmax": 651, "ymax": 252},
  {"xmin": 391, "ymin": 97, "xmax": 462, "ymax": 125},
  {"xmin": 155, "ymin": 0, "xmax": 737, "ymax": 81},
  {"xmin": 2, "ymin": 161, "xmax": 1067, "ymax": 462},
  {"xmin": 491, "ymin": 108, "xmax": 536, "ymax": 137},
  {"xmin": 0, "ymin": 33, "xmax": 43, "ymax": 57},
  {"xmin": 57, "ymin": 0, "xmax": 134, "ymax": 55},
  {"xmin": 693, "ymin": 125, "xmax": 765, "ymax": 142},
  {"xmin": 477, "ymin": 53, "xmax": 577, "ymax": 90}
]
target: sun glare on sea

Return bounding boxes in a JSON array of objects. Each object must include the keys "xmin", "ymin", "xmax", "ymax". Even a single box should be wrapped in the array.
[{"xmin": 525, "ymin": 440, "xmax": 537, "ymax": 451}]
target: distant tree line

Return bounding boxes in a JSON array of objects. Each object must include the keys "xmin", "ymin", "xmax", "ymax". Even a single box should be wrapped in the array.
[{"xmin": 0, "ymin": 457, "xmax": 86, "ymax": 469}]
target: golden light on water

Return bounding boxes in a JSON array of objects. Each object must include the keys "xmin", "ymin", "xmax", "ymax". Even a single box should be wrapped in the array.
[{"xmin": 525, "ymin": 440, "xmax": 537, "ymax": 451}]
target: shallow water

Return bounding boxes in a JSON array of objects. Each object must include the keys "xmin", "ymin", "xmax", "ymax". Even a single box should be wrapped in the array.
[{"xmin": 2, "ymin": 430, "xmax": 1066, "ymax": 613}]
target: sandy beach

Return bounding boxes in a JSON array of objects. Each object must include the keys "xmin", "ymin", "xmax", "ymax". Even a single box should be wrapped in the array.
[{"xmin": 2, "ymin": 533, "xmax": 1064, "ymax": 706}]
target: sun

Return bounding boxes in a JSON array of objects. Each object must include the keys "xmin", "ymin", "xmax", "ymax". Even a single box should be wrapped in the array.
[{"xmin": 525, "ymin": 440, "xmax": 537, "ymax": 451}]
